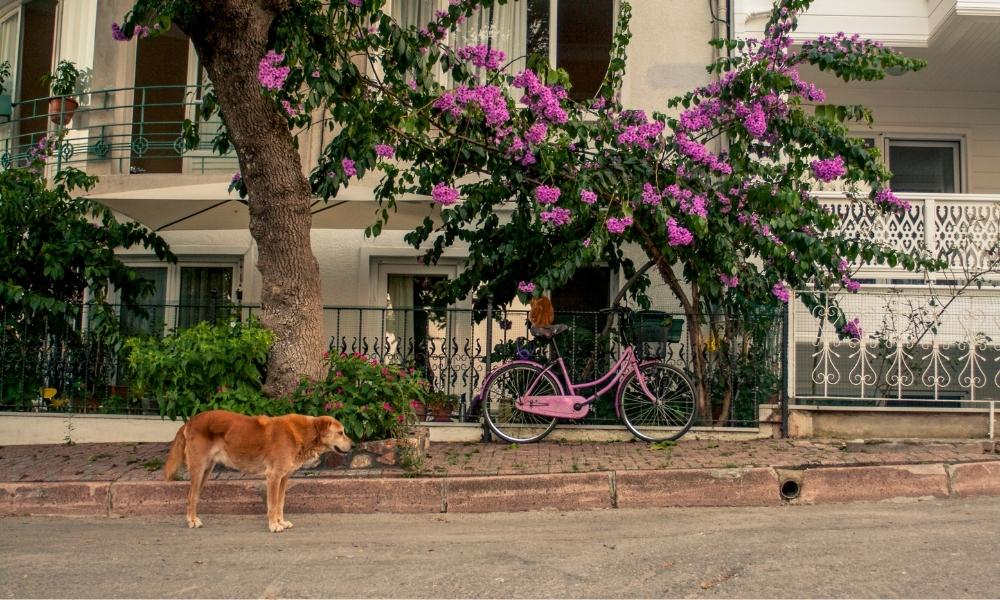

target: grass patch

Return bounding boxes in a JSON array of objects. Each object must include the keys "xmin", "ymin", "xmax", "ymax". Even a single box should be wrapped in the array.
[{"xmin": 142, "ymin": 457, "xmax": 164, "ymax": 472}]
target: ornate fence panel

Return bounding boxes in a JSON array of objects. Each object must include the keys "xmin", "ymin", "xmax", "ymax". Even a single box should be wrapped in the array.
[{"xmin": 789, "ymin": 289, "xmax": 1000, "ymax": 407}]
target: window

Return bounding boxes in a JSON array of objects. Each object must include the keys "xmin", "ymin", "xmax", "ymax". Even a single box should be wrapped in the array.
[
  {"xmin": 386, "ymin": 274, "xmax": 447, "ymax": 383},
  {"xmin": 540, "ymin": 0, "xmax": 615, "ymax": 101},
  {"xmin": 887, "ymin": 140, "xmax": 960, "ymax": 194},
  {"xmin": 551, "ymin": 266, "xmax": 612, "ymax": 312},
  {"xmin": 392, "ymin": 0, "xmax": 614, "ymax": 99},
  {"xmin": 121, "ymin": 267, "xmax": 168, "ymax": 337},
  {"xmin": 116, "ymin": 261, "xmax": 238, "ymax": 334},
  {"xmin": 0, "ymin": 8, "xmax": 19, "ymax": 97},
  {"xmin": 177, "ymin": 266, "xmax": 234, "ymax": 329}
]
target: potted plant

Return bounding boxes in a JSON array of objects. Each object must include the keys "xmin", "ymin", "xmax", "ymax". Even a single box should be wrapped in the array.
[
  {"xmin": 0, "ymin": 60, "xmax": 11, "ymax": 120},
  {"xmin": 425, "ymin": 390, "xmax": 459, "ymax": 422},
  {"xmin": 41, "ymin": 60, "xmax": 81, "ymax": 125}
]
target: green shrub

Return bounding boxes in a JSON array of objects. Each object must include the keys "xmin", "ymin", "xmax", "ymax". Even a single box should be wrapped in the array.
[
  {"xmin": 289, "ymin": 352, "xmax": 427, "ymax": 442},
  {"xmin": 124, "ymin": 319, "xmax": 276, "ymax": 420}
]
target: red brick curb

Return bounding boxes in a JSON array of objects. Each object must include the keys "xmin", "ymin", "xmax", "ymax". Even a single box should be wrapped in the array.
[
  {"xmin": 616, "ymin": 467, "xmax": 781, "ymax": 508},
  {"xmin": 1, "ymin": 482, "xmax": 110, "ymax": 516},
  {"xmin": 3, "ymin": 461, "xmax": 999, "ymax": 517}
]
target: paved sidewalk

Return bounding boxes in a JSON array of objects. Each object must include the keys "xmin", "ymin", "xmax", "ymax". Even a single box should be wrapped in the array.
[
  {"xmin": 3, "ymin": 437, "xmax": 1000, "ymax": 517},
  {"xmin": 1, "ymin": 437, "xmax": 997, "ymax": 482}
]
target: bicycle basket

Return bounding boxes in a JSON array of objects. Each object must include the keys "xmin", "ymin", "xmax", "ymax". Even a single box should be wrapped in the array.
[{"xmin": 629, "ymin": 311, "xmax": 684, "ymax": 346}]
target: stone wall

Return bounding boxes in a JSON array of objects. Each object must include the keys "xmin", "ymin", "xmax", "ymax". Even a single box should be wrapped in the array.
[{"xmin": 321, "ymin": 427, "xmax": 430, "ymax": 470}]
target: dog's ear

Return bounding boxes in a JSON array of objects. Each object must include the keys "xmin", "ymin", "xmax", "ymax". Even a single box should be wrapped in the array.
[{"xmin": 314, "ymin": 416, "xmax": 333, "ymax": 434}]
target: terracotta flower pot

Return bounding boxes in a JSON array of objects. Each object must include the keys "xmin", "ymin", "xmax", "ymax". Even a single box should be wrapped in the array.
[
  {"xmin": 48, "ymin": 97, "xmax": 78, "ymax": 125},
  {"xmin": 431, "ymin": 405, "xmax": 453, "ymax": 422}
]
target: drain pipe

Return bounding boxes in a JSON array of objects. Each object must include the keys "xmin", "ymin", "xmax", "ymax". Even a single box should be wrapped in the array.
[{"xmin": 780, "ymin": 478, "xmax": 801, "ymax": 500}]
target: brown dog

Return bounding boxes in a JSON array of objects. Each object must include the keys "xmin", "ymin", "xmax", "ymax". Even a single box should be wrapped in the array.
[{"xmin": 164, "ymin": 410, "xmax": 352, "ymax": 532}]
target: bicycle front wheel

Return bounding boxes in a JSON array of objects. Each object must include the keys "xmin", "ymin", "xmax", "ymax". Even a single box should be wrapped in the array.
[
  {"xmin": 482, "ymin": 362, "xmax": 560, "ymax": 443},
  {"xmin": 618, "ymin": 362, "xmax": 696, "ymax": 442}
]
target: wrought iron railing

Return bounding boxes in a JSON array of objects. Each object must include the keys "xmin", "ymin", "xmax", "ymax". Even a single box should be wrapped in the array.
[
  {"xmin": 790, "ymin": 288, "xmax": 1000, "ymax": 408},
  {"xmin": 0, "ymin": 85, "xmax": 237, "ymax": 175},
  {"xmin": 0, "ymin": 303, "xmax": 782, "ymax": 428},
  {"xmin": 818, "ymin": 191, "xmax": 1000, "ymax": 274}
]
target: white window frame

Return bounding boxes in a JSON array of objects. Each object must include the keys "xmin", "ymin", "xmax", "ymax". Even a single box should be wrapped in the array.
[
  {"xmin": 885, "ymin": 137, "xmax": 963, "ymax": 194},
  {"xmin": 114, "ymin": 258, "xmax": 241, "ymax": 332},
  {"xmin": 853, "ymin": 131, "xmax": 966, "ymax": 194},
  {"xmin": 373, "ymin": 259, "xmax": 457, "ymax": 307}
]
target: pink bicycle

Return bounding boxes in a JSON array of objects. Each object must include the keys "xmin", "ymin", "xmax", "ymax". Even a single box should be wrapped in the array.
[{"xmin": 478, "ymin": 306, "xmax": 696, "ymax": 443}]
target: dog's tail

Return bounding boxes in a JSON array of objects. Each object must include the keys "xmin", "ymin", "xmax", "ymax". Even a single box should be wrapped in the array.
[{"xmin": 164, "ymin": 423, "xmax": 187, "ymax": 481}]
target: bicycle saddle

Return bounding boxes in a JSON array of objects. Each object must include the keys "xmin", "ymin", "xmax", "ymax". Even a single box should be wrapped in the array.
[{"xmin": 530, "ymin": 323, "xmax": 570, "ymax": 338}]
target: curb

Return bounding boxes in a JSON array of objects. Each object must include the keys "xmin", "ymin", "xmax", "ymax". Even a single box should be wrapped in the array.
[{"xmin": 3, "ymin": 461, "xmax": 1000, "ymax": 517}]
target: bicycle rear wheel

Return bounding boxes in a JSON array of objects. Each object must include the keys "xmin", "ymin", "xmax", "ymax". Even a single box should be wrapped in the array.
[
  {"xmin": 618, "ymin": 362, "xmax": 696, "ymax": 442},
  {"xmin": 482, "ymin": 362, "xmax": 560, "ymax": 443}
]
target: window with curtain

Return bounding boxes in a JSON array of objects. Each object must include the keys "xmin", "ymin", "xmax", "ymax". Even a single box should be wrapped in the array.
[
  {"xmin": 177, "ymin": 266, "xmax": 233, "ymax": 329},
  {"xmin": 451, "ymin": 1, "xmax": 528, "ymax": 72},
  {"xmin": 120, "ymin": 267, "xmax": 168, "ymax": 338},
  {"xmin": 0, "ymin": 9, "xmax": 19, "ymax": 96}
]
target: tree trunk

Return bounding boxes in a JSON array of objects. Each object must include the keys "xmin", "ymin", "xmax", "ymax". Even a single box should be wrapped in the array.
[{"xmin": 179, "ymin": 1, "xmax": 325, "ymax": 396}]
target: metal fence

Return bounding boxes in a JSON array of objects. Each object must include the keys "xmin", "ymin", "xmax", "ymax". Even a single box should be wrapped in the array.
[
  {"xmin": 0, "ymin": 303, "xmax": 783, "ymax": 428},
  {"xmin": 789, "ymin": 289, "xmax": 1000, "ymax": 408}
]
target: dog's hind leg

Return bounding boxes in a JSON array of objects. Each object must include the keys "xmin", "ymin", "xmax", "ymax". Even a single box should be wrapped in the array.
[{"xmin": 276, "ymin": 474, "xmax": 293, "ymax": 530}]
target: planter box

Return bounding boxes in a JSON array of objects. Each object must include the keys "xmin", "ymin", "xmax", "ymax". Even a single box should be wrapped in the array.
[{"xmin": 320, "ymin": 426, "xmax": 429, "ymax": 470}]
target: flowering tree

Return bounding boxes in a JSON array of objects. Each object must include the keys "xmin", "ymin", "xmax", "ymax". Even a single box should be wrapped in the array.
[{"xmin": 116, "ymin": 0, "xmax": 939, "ymax": 411}]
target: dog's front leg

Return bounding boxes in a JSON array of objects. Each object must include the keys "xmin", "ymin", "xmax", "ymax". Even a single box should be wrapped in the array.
[
  {"xmin": 186, "ymin": 460, "xmax": 211, "ymax": 529},
  {"xmin": 265, "ymin": 473, "xmax": 286, "ymax": 533},
  {"xmin": 276, "ymin": 474, "xmax": 293, "ymax": 530}
]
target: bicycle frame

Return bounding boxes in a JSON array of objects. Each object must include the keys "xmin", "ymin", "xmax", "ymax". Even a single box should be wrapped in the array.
[{"xmin": 511, "ymin": 344, "xmax": 658, "ymax": 419}]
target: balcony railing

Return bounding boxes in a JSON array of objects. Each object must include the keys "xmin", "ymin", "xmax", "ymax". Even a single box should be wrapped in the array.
[
  {"xmin": 817, "ymin": 191, "xmax": 1000, "ymax": 273},
  {"xmin": 0, "ymin": 85, "xmax": 238, "ymax": 175}
]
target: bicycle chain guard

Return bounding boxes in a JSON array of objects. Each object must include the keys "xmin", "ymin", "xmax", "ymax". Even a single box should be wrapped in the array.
[{"xmin": 516, "ymin": 395, "xmax": 590, "ymax": 419}]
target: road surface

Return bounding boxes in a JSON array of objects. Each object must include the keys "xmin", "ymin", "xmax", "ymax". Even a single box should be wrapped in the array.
[{"xmin": 3, "ymin": 497, "xmax": 1000, "ymax": 598}]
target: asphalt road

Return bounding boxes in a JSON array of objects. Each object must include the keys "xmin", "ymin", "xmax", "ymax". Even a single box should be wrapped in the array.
[{"xmin": 3, "ymin": 497, "xmax": 1000, "ymax": 598}]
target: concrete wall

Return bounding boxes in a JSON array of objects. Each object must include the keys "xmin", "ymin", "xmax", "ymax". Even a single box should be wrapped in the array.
[{"xmin": 760, "ymin": 404, "xmax": 1000, "ymax": 439}]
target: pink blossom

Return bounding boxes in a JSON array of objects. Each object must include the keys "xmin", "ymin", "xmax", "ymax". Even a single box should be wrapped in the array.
[
  {"xmin": 111, "ymin": 22, "xmax": 129, "ymax": 42},
  {"xmin": 348, "ymin": 0, "xmax": 362, "ymax": 6},
  {"xmin": 456, "ymin": 45, "xmax": 507, "ymax": 70},
  {"xmin": 258, "ymin": 50, "xmax": 290, "ymax": 90},
  {"xmin": 432, "ymin": 183, "xmax": 460, "ymax": 205},
  {"xmin": 579, "ymin": 189, "xmax": 598, "ymax": 205},
  {"xmin": 524, "ymin": 123, "xmax": 547, "ymax": 145},
  {"xmin": 743, "ymin": 102, "xmax": 768, "ymax": 138},
  {"xmin": 375, "ymin": 143, "xmax": 395, "ymax": 158},
  {"xmin": 540, "ymin": 207, "xmax": 572, "ymax": 227},
  {"xmin": 811, "ymin": 156, "xmax": 846, "ymax": 182},
  {"xmin": 720, "ymin": 273, "xmax": 739, "ymax": 288},
  {"xmin": 641, "ymin": 183, "xmax": 661, "ymax": 205},
  {"xmin": 382, "ymin": 402, "xmax": 393, "ymax": 412},
  {"xmin": 842, "ymin": 318, "xmax": 863, "ymax": 340},
  {"xmin": 772, "ymin": 282, "xmax": 791, "ymax": 303},
  {"xmin": 874, "ymin": 188, "xmax": 911, "ymax": 212},
  {"xmin": 534, "ymin": 185, "xmax": 561, "ymax": 205},
  {"xmin": 518, "ymin": 281, "xmax": 536, "ymax": 294},
  {"xmin": 341, "ymin": 158, "xmax": 357, "ymax": 178},
  {"xmin": 606, "ymin": 217, "xmax": 633, "ymax": 235},
  {"xmin": 666, "ymin": 218, "xmax": 694, "ymax": 246}
]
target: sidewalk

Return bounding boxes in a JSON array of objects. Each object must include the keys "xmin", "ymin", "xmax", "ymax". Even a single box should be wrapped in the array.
[{"xmin": 2, "ymin": 438, "xmax": 999, "ymax": 516}]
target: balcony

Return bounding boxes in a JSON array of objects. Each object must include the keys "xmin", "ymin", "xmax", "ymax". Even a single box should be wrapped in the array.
[
  {"xmin": 818, "ymin": 191, "xmax": 1000, "ymax": 275},
  {"xmin": 0, "ymin": 85, "xmax": 238, "ymax": 177}
]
